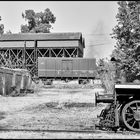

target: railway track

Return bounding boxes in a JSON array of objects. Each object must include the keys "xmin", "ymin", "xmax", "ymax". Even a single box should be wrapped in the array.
[
  {"xmin": 0, "ymin": 128, "xmax": 135, "ymax": 134},
  {"xmin": 1, "ymin": 128, "xmax": 140, "ymax": 139}
]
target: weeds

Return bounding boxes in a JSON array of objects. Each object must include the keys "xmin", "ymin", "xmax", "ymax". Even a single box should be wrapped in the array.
[
  {"xmin": 30, "ymin": 80, "xmax": 43, "ymax": 95},
  {"xmin": 97, "ymin": 59, "xmax": 116, "ymax": 94}
]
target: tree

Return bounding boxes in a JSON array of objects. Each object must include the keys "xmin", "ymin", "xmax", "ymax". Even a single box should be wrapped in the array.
[
  {"xmin": 97, "ymin": 58, "xmax": 116, "ymax": 93},
  {"xmin": 111, "ymin": 1, "xmax": 140, "ymax": 82},
  {"xmin": 21, "ymin": 8, "xmax": 56, "ymax": 33},
  {"xmin": 0, "ymin": 16, "xmax": 4, "ymax": 34}
]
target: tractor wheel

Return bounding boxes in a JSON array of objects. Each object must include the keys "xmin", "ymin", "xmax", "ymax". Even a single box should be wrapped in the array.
[{"xmin": 121, "ymin": 100, "xmax": 140, "ymax": 132}]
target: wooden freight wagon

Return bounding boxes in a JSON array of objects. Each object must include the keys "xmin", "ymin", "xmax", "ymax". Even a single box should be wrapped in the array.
[{"xmin": 38, "ymin": 57, "xmax": 97, "ymax": 84}]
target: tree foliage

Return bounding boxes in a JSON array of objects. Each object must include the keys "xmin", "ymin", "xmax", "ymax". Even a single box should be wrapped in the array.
[
  {"xmin": 21, "ymin": 8, "xmax": 56, "ymax": 33},
  {"xmin": 97, "ymin": 58, "xmax": 116, "ymax": 93},
  {"xmin": 0, "ymin": 16, "xmax": 4, "ymax": 34},
  {"xmin": 111, "ymin": 1, "xmax": 140, "ymax": 82}
]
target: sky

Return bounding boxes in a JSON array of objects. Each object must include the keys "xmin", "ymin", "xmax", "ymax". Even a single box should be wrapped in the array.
[{"xmin": 0, "ymin": 1, "xmax": 119, "ymax": 59}]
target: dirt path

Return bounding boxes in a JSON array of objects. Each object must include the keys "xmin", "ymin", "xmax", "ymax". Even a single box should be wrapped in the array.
[{"xmin": 0, "ymin": 82, "xmax": 140, "ymax": 139}]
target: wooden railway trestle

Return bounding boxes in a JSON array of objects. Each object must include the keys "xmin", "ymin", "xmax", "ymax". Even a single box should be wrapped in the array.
[{"xmin": 0, "ymin": 47, "xmax": 82, "ymax": 77}]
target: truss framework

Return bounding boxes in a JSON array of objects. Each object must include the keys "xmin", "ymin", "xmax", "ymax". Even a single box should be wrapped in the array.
[{"xmin": 0, "ymin": 47, "xmax": 83, "ymax": 76}]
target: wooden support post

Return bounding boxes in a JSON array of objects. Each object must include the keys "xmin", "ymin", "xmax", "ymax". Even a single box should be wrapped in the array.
[
  {"xmin": 34, "ymin": 40, "xmax": 37, "ymax": 76},
  {"xmin": 49, "ymin": 48, "xmax": 51, "ymax": 57},
  {"xmin": 35, "ymin": 40, "xmax": 38, "ymax": 75},
  {"xmin": 20, "ymin": 74, "xmax": 24, "ymax": 89},
  {"xmin": 12, "ymin": 72, "xmax": 16, "ymax": 87},
  {"xmin": 27, "ymin": 74, "xmax": 32, "ymax": 89},
  {"xmin": 77, "ymin": 48, "xmax": 78, "ymax": 57},
  {"xmin": 23, "ymin": 41, "xmax": 26, "ymax": 69},
  {"xmin": 2, "ymin": 72, "xmax": 6, "ymax": 96},
  {"xmin": 63, "ymin": 48, "xmax": 65, "ymax": 57}
]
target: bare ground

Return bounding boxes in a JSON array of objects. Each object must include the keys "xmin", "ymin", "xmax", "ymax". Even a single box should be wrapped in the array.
[{"xmin": 0, "ymin": 81, "xmax": 140, "ymax": 139}]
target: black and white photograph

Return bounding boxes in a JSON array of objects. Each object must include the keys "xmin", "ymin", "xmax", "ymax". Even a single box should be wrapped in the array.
[{"xmin": 0, "ymin": 1, "xmax": 140, "ymax": 139}]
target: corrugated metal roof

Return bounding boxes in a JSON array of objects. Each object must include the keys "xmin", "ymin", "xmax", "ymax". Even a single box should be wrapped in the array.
[{"xmin": 0, "ymin": 32, "xmax": 82, "ymax": 41}]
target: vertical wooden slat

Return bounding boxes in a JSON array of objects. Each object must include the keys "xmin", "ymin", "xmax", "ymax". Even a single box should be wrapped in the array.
[
  {"xmin": 24, "ymin": 41, "xmax": 26, "ymax": 69},
  {"xmin": 2, "ymin": 72, "xmax": 6, "ymax": 96}
]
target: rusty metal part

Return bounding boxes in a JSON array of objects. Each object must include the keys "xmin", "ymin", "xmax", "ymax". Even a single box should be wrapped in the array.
[
  {"xmin": 95, "ymin": 93, "xmax": 114, "ymax": 106},
  {"xmin": 121, "ymin": 100, "xmax": 140, "ymax": 132},
  {"xmin": 97, "ymin": 103, "xmax": 118, "ymax": 131}
]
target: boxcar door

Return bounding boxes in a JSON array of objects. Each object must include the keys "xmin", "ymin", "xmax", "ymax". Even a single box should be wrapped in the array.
[{"xmin": 62, "ymin": 59, "xmax": 73, "ymax": 78}]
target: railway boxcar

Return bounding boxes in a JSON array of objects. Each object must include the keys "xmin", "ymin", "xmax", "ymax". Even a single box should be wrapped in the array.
[{"xmin": 38, "ymin": 57, "xmax": 97, "ymax": 84}]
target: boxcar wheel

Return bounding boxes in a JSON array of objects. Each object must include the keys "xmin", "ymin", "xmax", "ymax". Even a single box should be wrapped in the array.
[
  {"xmin": 121, "ymin": 100, "xmax": 140, "ymax": 132},
  {"xmin": 78, "ymin": 80, "xmax": 82, "ymax": 84}
]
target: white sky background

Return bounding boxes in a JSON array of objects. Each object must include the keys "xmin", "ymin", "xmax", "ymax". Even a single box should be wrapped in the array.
[{"xmin": 0, "ymin": 1, "xmax": 119, "ymax": 59}]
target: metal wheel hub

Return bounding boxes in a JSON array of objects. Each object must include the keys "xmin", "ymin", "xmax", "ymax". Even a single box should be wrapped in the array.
[
  {"xmin": 122, "ymin": 100, "xmax": 140, "ymax": 132},
  {"xmin": 134, "ymin": 111, "xmax": 140, "ymax": 121}
]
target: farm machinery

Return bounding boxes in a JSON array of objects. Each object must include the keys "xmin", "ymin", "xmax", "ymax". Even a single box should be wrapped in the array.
[{"xmin": 95, "ymin": 83, "xmax": 140, "ymax": 132}]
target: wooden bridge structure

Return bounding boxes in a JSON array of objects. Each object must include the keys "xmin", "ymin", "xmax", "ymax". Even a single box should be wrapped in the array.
[{"xmin": 0, "ymin": 33, "xmax": 85, "ymax": 77}]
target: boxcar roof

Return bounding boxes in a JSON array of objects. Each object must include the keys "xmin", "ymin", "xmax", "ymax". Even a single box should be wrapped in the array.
[{"xmin": 0, "ymin": 32, "xmax": 82, "ymax": 41}]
